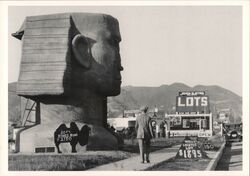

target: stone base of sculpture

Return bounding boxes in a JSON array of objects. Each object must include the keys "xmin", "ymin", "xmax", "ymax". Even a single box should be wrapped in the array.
[
  {"xmin": 18, "ymin": 123, "xmax": 118, "ymax": 153},
  {"xmin": 17, "ymin": 96, "xmax": 118, "ymax": 153}
]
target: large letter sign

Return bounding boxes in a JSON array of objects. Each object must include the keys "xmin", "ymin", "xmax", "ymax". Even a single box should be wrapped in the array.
[
  {"xmin": 177, "ymin": 96, "xmax": 208, "ymax": 107},
  {"xmin": 176, "ymin": 91, "xmax": 209, "ymax": 114}
]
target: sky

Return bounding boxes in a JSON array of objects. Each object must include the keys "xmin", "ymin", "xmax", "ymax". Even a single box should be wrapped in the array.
[{"xmin": 8, "ymin": 6, "xmax": 242, "ymax": 96}]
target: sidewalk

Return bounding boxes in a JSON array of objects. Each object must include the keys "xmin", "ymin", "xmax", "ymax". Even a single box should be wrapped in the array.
[
  {"xmin": 88, "ymin": 141, "xmax": 225, "ymax": 171},
  {"xmin": 88, "ymin": 145, "xmax": 181, "ymax": 171}
]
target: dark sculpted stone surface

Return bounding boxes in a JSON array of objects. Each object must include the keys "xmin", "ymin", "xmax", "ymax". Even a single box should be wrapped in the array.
[
  {"xmin": 14, "ymin": 13, "xmax": 123, "ymax": 96},
  {"xmin": 13, "ymin": 13, "xmax": 123, "ymax": 152}
]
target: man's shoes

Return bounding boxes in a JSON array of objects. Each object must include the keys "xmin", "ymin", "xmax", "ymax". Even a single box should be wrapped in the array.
[
  {"xmin": 146, "ymin": 160, "xmax": 150, "ymax": 163},
  {"xmin": 140, "ymin": 160, "xmax": 145, "ymax": 164}
]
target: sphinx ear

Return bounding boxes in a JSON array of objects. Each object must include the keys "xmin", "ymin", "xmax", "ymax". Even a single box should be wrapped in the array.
[{"xmin": 72, "ymin": 34, "xmax": 91, "ymax": 69}]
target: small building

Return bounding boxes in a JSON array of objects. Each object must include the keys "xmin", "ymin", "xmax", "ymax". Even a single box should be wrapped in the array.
[
  {"xmin": 108, "ymin": 110, "xmax": 140, "ymax": 131},
  {"xmin": 109, "ymin": 117, "xmax": 136, "ymax": 129},
  {"xmin": 217, "ymin": 109, "xmax": 232, "ymax": 124},
  {"xmin": 123, "ymin": 109, "xmax": 140, "ymax": 118}
]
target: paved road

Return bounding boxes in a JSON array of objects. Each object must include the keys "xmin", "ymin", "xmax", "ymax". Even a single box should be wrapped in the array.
[{"xmin": 216, "ymin": 141, "xmax": 242, "ymax": 171}]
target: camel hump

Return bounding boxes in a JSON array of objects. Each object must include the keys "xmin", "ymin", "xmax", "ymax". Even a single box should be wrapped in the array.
[{"xmin": 78, "ymin": 125, "xmax": 91, "ymax": 146}]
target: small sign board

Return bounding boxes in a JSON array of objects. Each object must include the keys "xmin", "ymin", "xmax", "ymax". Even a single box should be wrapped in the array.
[
  {"xmin": 203, "ymin": 142, "xmax": 215, "ymax": 150},
  {"xmin": 179, "ymin": 91, "xmax": 205, "ymax": 96},
  {"xmin": 198, "ymin": 131, "xmax": 212, "ymax": 138},
  {"xmin": 197, "ymin": 137, "xmax": 216, "ymax": 151},
  {"xmin": 35, "ymin": 147, "xmax": 55, "ymax": 153},
  {"xmin": 175, "ymin": 137, "xmax": 208, "ymax": 159}
]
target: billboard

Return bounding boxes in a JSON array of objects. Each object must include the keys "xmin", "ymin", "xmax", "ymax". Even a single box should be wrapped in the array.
[{"xmin": 176, "ymin": 91, "xmax": 210, "ymax": 114}]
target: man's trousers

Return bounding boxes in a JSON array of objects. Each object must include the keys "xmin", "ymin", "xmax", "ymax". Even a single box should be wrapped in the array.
[{"xmin": 138, "ymin": 138, "xmax": 151, "ymax": 162}]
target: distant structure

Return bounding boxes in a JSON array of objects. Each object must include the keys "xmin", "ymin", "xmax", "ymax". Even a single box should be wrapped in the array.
[
  {"xmin": 108, "ymin": 110, "xmax": 140, "ymax": 131},
  {"xmin": 12, "ymin": 13, "xmax": 123, "ymax": 153},
  {"xmin": 108, "ymin": 107, "xmax": 168, "ymax": 138},
  {"xmin": 123, "ymin": 110, "xmax": 141, "ymax": 118},
  {"xmin": 217, "ymin": 108, "xmax": 234, "ymax": 124}
]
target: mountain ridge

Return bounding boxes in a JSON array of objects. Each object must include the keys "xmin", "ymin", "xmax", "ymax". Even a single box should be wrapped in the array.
[
  {"xmin": 8, "ymin": 82, "xmax": 242, "ymax": 123},
  {"xmin": 109, "ymin": 83, "xmax": 242, "ymax": 123}
]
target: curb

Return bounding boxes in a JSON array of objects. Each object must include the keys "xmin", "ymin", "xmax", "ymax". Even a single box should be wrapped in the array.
[{"xmin": 205, "ymin": 142, "xmax": 226, "ymax": 170}]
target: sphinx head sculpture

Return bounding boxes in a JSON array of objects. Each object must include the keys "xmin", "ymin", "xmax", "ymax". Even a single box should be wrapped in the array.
[
  {"xmin": 13, "ymin": 13, "xmax": 123, "ymax": 97},
  {"xmin": 12, "ymin": 13, "xmax": 123, "ymax": 152}
]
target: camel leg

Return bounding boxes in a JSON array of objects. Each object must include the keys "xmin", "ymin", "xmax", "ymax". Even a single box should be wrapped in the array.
[
  {"xmin": 71, "ymin": 143, "xmax": 77, "ymax": 153},
  {"xmin": 56, "ymin": 143, "xmax": 62, "ymax": 153}
]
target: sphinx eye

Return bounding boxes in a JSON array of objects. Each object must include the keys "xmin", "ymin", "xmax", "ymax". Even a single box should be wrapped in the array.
[
  {"xmin": 108, "ymin": 38, "xmax": 120, "ymax": 52},
  {"xmin": 109, "ymin": 38, "xmax": 119, "ymax": 45}
]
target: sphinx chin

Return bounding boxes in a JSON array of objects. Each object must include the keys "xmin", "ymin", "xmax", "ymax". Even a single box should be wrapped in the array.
[
  {"xmin": 106, "ymin": 90, "xmax": 121, "ymax": 97},
  {"xmin": 104, "ymin": 83, "xmax": 121, "ymax": 96},
  {"xmin": 95, "ymin": 87, "xmax": 121, "ymax": 97}
]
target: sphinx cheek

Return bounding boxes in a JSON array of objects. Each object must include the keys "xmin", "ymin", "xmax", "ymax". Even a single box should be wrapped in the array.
[
  {"xmin": 91, "ymin": 43, "xmax": 116, "ymax": 74},
  {"xmin": 91, "ymin": 43, "xmax": 106, "ymax": 65}
]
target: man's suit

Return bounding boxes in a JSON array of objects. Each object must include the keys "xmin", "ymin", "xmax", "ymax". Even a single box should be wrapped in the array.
[{"xmin": 135, "ymin": 112, "xmax": 154, "ymax": 163}]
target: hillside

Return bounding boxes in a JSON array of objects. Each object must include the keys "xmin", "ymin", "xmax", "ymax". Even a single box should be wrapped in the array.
[{"xmin": 108, "ymin": 83, "xmax": 242, "ymax": 123}]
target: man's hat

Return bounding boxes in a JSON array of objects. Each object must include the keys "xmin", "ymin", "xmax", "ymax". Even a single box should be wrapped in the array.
[{"xmin": 140, "ymin": 106, "xmax": 149, "ymax": 112}]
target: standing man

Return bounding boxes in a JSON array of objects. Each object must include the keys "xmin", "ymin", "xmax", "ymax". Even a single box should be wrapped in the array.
[{"xmin": 135, "ymin": 106, "xmax": 154, "ymax": 163}]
